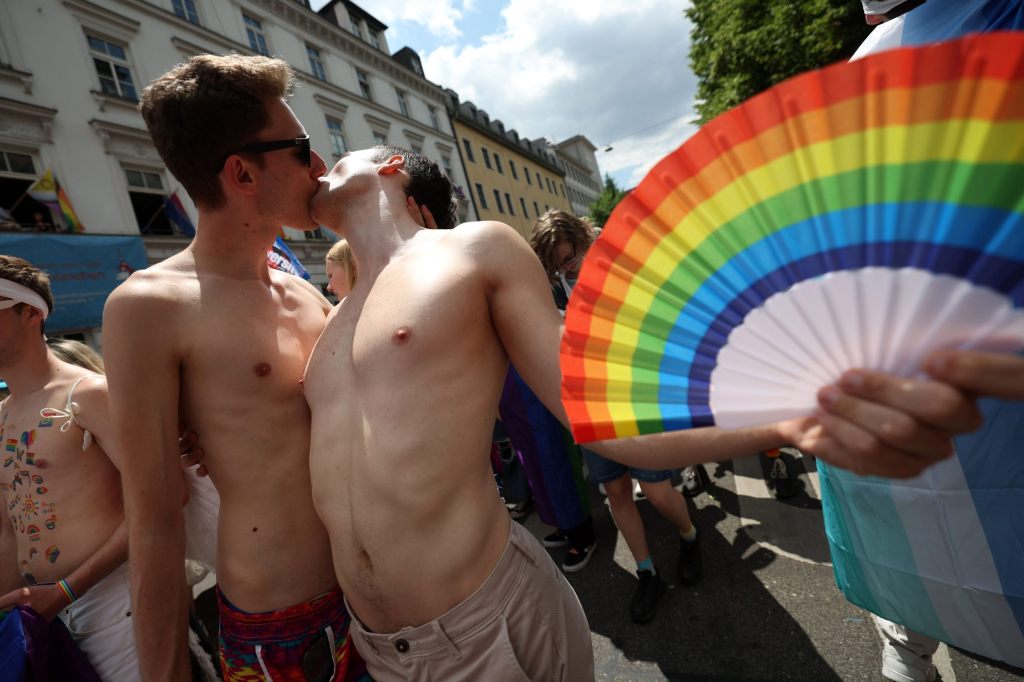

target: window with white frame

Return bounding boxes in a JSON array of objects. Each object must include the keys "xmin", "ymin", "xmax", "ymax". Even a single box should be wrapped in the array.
[
  {"xmin": 441, "ymin": 155, "xmax": 452, "ymax": 176},
  {"xmin": 171, "ymin": 0, "xmax": 200, "ymax": 25},
  {"xmin": 356, "ymin": 69, "xmax": 372, "ymax": 101},
  {"xmin": 87, "ymin": 34, "xmax": 138, "ymax": 101},
  {"xmin": 243, "ymin": 14, "xmax": 269, "ymax": 56},
  {"xmin": 372, "ymin": 131, "xmax": 387, "ymax": 145},
  {"xmin": 369, "ymin": 30, "xmax": 381, "ymax": 50},
  {"xmin": 326, "ymin": 116, "xmax": 348, "ymax": 158},
  {"xmin": 307, "ymin": 44, "xmax": 326, "ymax": 81},
  {"xmin": 396, "ymin": 90, "xmax": 410, "ymax": 118},
  {"xmin": 124, "ymin": 167, "xmax": 173, "ymax": 235},
  {"xmin": 428, "ymin": 106, "xmax": 441, "ymax": 130}
]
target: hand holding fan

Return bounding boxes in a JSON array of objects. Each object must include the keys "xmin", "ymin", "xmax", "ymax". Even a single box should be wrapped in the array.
[{"xmin": 560, "ymin": 32, "xmax": 1024, "ymax": 442}]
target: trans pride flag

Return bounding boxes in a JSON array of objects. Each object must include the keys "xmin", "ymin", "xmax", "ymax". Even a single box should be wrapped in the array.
[
  {"xmin": 823, "ymin": 3, "xmax": 1024, "ymax": 667},
  {"xmin": 820, "ymin": 398, "xmax": 1024, "ymax": 667}
]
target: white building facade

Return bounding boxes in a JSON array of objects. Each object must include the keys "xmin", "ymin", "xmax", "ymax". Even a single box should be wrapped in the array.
[
  {"xmin": 554, "ymin": 135, "xmax": 603, "ymax": 218},
  {"xmin": 0, "ymin": 0, "xmax": 474, "ymax": 341}
]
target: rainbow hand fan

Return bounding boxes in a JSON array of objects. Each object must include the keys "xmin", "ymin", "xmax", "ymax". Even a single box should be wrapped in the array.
[{"xmin": 561, "ymin": 32, "xmax": 1024, "ymax": 442}]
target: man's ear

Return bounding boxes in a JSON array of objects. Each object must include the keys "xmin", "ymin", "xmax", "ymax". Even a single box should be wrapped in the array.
[
  {"xmin": 22, "ymin": 305, "xmax": 45, "ymax": 328},
  {"xmin": 220, "ymin": 155, "xmax": 258, "ymax": 196},
  {"xmin": 378, "ymin": 154, "xmax": 406, "ymax": 175}
]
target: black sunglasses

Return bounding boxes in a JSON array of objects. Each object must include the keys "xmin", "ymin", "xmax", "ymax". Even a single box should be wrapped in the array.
[{"xmin": 222, "ymin": 135, "xmax": 311, "ymax": 169}]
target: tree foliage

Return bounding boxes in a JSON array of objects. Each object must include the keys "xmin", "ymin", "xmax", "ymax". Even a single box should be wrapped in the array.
[
  {"xmin": 589, "ymin": 175, "xmax": 629, "ymax": 228},
  {"xmin": 687, "ymin": 0, "xmax": 871, "ymax": 124}
]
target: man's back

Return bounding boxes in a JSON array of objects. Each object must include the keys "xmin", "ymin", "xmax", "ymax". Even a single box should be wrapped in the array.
[
  {"xmin": 306, "ymin": 224, "xmax": 514, "ymax": 632},
  {"xmin": 109, "ymin": 248, "xmax": 336, "ymax": 612}
]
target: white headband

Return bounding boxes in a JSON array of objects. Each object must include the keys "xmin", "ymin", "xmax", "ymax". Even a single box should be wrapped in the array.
[
  {"xmin": 862, "ymin": 0, "xmax": 913, "ymax": 14},
  {"xmin": 0, "ymin": 278, "xmax": 49, "ymax": 320}
]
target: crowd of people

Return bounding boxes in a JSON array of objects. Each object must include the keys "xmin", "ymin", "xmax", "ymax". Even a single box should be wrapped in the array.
[{"xmin": 1, "ymin": 1, "xmax": 1023, "ymax": 679}]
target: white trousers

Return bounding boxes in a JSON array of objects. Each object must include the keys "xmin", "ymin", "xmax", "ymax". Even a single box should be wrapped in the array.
[{"xmin": 58, "ymin": 563, "xmax": 142, "ymax": 682}]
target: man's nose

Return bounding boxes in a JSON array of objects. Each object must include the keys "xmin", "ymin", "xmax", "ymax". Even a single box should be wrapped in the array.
[{"xmin": 311, "ymin": 149, "xmax": 328, "ymax": 176}]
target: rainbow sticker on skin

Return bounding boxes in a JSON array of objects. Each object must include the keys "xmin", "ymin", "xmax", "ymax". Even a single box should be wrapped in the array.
[
  {"xmin": 21, "ymin": 496, "xmax": 39, "ymax": 517},
  {"xmin": 45, "ymin": 545, "xmax": 60, "ymax": 563},
  {"xmin": 3, "ymin": 456, "xmax": 12, "ymax": 468},
  {"xmin": 37, "ymin": 416, "xmax": 54, "ymax": 428},
  {"xmin": 27, "ymin": 547, "xmax": 38, "ymax": 563},
  {"xmin": 5, "ymin": 439, "xmax": 16, "ymax": 453},
  {"xmin": 20, "ymin": 431, "xmax": 34, "ymax": 448},
  {"xmin": 44, "ymin": 515, "xmax": 56, "ymax": 530},
  {"xmin": 26, "ymin": 525, "xmax": 40, "ymax": 542}
]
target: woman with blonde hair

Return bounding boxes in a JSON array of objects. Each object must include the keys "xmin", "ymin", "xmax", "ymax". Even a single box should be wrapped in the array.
[{"xmin": 325, "ymin": 238, "xmax": 357, "ymax": 299}]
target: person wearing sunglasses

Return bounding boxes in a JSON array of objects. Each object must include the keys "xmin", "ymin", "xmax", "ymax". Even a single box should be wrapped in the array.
[{"xmin": 102, "ymin": 55, "xmax": 369, "ymax": 681}]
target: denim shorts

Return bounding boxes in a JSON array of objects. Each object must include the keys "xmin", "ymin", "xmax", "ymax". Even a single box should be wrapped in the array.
[{"xmin": 582, "ymin": 448, "xmax": 675, "ymax": 484}]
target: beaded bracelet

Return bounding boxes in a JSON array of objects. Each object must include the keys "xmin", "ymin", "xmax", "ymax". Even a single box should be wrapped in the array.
[{"xmin": 56, "ymin": 578, "xmax": 78, "ymax": 605}]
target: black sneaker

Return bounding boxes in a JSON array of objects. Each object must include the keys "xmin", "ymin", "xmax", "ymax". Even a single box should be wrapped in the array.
[
  {"xmin": 761, "ymin": 451, "xmax": 798, "ymax": 500},
  {"xmin": 506, "ymin": 498, "xmax": 535, "ymax": 521},
  {"xmin": 630, "ymin": 569, "xmax": 666, "ymax": 623},
  {"xmin": 562, "ymin": 541, "xmax": 597, "ymax": 573},
  {"xmin": 542, "ymin": 529, "xmax": 568, "ymax": 548},
  {"xmin": 677, "ymin": 532, "xmax": 702, "ymax": 586},
  {"xmin": 682, "ymin": 465, "xmax": 705, "ymax": 497}
]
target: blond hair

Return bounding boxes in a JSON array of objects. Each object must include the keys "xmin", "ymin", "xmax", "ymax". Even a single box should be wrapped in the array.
[
  {"xmin": 326, "ymin": 239, "xmax": 357, "ymax": 292},
  {"xmin": 48, "ymin": 338, "xmax": 105, "ymax": 374}
]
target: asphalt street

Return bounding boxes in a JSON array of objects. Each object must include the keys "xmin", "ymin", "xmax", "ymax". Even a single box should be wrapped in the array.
[{"xmin": 521, "ymin": 451, "xmax": 1024, "ymax": 682}]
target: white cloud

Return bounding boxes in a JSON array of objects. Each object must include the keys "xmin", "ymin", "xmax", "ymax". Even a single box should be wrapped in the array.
[
  {"xmin": 420, "ymin": 0, "xmax": 698, "ymax": 188},
  {"xmin": 337, "ymin": 0, "xmax": 466, "ymax": 39}
]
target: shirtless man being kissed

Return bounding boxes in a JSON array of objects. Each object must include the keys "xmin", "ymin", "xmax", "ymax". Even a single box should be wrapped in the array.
[
  {"xmin": 304, "ymin": 146, "xmax": 984, "ymax": 680},
  {"xmin": 0, "ymin": 256, "xmax": 136, "ymax": 679},
  {"xmin": 102, "ymin": 55, "xmax": 365, "ymax": 681}
]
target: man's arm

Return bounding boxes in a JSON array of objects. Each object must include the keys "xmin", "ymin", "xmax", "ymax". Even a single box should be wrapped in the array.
[
  {"xmin": 103, "ymin": 279, "xmax": 191, "ymax": 682},
  {"xmin": 478, "ymin": 221, "xmax": 979, "ymax": 478}
]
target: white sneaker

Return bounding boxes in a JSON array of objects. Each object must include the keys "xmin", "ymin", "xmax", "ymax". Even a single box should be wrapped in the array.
[{"xmin": 882, "ymin": 641, "xmax": 937, "ymax": 682}]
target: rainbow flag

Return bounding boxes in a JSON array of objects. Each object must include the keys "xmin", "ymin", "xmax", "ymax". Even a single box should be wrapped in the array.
[
  {"xmin": 498, "ymin": 366, "xmax": 590, "ymax": 531},
  {"xmin": 26, "ymin": 169, "xmax": 85, "ymax": 233}
]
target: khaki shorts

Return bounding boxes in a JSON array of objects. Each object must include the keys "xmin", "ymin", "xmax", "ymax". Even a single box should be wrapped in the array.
[{"xmin": 348, "ymin": 521, "xmax": 595, "ymax": 681}]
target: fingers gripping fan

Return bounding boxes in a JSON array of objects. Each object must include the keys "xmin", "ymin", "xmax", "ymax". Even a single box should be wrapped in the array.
[{"xmin": 561, "ymin": 33, "xmax": 1024, "ymax": 442}]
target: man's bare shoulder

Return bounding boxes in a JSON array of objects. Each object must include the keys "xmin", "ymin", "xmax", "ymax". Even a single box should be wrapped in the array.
[
  {"xmin": 269, "ymin": 268, "xmax": 331, "ymax": 315},
  {"xmin": 450, "ymin": 220, "xmax": 523, "ymax": 247},
  {"xmin": 105, "ymin": 252, "xmax": 197, "ymax": 314}
]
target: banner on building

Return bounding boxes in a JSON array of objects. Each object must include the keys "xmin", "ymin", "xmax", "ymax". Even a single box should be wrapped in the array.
[
  {"xmin": 267, "ymin": 236, "xmax": 310, "ymax": 280},
  {"xmin": 0, "ymin": 234, "xmax": 147, "ymax": 331}
]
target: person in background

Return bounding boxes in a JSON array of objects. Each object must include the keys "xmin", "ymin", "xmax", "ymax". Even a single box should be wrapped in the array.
[
  {"xmin": 325, "ymin": 238, "xmax": 357, "ymax": 300},
  {"xmin": 47, "ymin": 339, "xmax": 104, "ymax": 374},
  {"xmin": 530, "ymin": 210, "xmax": 702, "ymax": 623},
  {"xmin": 0, "ymin": 255, "xmax": 136, "ymax": 680},
  {"xmin": 849, "ymin": 6, "xmax": 1024, "ymax": 680}
]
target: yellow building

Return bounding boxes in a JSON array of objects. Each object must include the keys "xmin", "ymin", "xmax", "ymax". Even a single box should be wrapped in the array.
[{"xmin": 446, "ymin": 92, "xmax": 572, "ymax": 239}]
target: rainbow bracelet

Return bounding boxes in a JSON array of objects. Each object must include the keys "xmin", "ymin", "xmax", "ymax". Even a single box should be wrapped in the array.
[{"xmin": 56, "ymin": 578, "xmax": 78, "ymax": 605}]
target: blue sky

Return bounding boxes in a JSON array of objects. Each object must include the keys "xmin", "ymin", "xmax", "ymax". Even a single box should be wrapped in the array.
[{"xmin": 311, "ymin": 0, "xmax": 700, "ymax": 190}]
